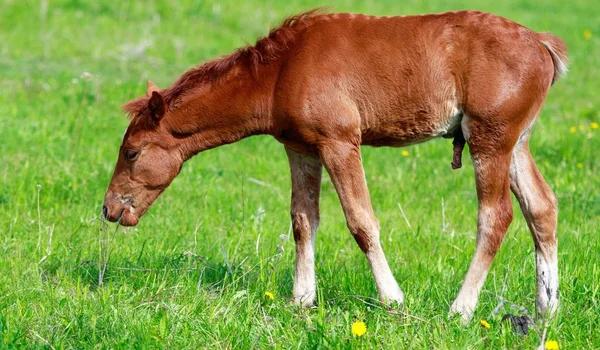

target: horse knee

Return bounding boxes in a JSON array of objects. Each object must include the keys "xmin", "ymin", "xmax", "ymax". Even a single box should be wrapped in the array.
[
  {"xmin": 529, "ymin": 194, "xmax": 558, "ymax": 247},
  {"xmin": 291, "ymin": 211, "xmax": 318, "ymax": 243},
  {"xmin": 347, "ymin": 218, "xmax": 379, "ymax": 253},
  {"xmin": 478, "ymin": 200, "xmax": 513, "ymax": 254}
]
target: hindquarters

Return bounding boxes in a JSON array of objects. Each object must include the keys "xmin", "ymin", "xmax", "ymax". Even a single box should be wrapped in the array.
[
  {"xmin": 449, "ymin": 12, "xmax": 565, "ymax": 321},
  {"xmin": 455, "ymin": 13, "xmax": 567, "ymax": 149}
]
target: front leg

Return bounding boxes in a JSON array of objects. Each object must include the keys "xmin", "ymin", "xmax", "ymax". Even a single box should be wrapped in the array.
[
  {"xmin": 286, "ymin": 147, "xmax": 322, "ymax": 307},
  {"xmin": 318, "ymin": 140, "xmax": 404, "ymax": 305}
]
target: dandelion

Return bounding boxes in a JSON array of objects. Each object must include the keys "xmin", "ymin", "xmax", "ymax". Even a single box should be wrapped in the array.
[
  {"xmin": 351, "ymin": 321, "xmax": 367, "ymax": 337},
  {"xmin": 545, "ymin": 340, "xmax": 559, "ymax": 350},
  {"xmin": 401, "ymin": 150, "xmax": 409, "ymax": 157},
  {"xmin": 480, "ymin": 320, "xmax": 491, "ymax": 329},
  {"xmin": 591, "ymin": 122, "xmax": 599, "ymax": 129},
  {"xmin": 569, "ymin": 126, "xmax": 577, "ymax": 133},
  {"xmin": 264, "ymin": 291, "xmax": 274, "ymax": 300},
  {"xmin": 577, "ymin": 163, "xmax": 583, "ymax": 169},
  {"xmin": 583, "ymin": 29, "xmax": 592, "ymax": 40},
  {"xmin": 578, "ymin": 124, "xmax": 584, "ymax": 131}
]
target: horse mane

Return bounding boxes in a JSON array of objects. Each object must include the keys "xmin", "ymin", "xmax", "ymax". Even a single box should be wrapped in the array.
[{"xmin": 123, "ymin": 8, "xmax": 328, "ymax": 119}]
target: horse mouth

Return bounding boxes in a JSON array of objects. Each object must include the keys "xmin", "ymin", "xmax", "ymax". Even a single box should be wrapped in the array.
[
  {"xmin": 102, "ymin": 204, "xmax": 139, "ymax": 226},
  {"xmin": 118, "ymin": 207, "xmax": 139, "ymax": 226}
]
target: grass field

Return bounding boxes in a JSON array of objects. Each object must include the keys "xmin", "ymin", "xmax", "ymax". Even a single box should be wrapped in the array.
[{"xmin": 1, "ymin": 0, "xmax": 599, "ymax": 348}]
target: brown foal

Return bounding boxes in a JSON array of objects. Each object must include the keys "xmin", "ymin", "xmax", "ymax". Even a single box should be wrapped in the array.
[{"xmin": 102, "ymin": 10, "xmax": 567, "ymax": 322}]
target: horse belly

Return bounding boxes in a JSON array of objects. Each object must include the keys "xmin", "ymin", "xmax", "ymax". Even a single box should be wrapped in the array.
[{"xmin": 359, "ymin": 93, "xmax": 462, "ymax": 148}]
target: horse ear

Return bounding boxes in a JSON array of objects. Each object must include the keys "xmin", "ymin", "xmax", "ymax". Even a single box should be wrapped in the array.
[
  {"xmin": 148, "ymin": 91, "xmax": 166, "ymax": 122},
  {"xmin": 146, "ymin": 80, "xmax": 160, "ymax": 97}
]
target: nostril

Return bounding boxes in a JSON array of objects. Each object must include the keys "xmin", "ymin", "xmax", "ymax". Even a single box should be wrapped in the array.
[{"xmin": 102, "ymin": 205, "xmax": 108, "ymax": 219}]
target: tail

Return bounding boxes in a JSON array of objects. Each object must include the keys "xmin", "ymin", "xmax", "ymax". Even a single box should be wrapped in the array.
[{"xmin": 538, "ymin": 32, "xmax": 568, "ymax": 85}]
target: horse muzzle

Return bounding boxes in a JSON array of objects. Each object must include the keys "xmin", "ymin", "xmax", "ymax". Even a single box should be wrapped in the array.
[{"xmin": 102, "ymin": 193, "xmax": 139, "ymax": 226}]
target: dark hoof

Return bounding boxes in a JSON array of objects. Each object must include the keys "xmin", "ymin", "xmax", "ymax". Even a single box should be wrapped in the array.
[{"xmin": 501, "ymin": 314, "xmax": 534, "ymax": 335}]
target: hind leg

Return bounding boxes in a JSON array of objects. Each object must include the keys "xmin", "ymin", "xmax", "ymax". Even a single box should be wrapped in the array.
[
  {"xmin": 449, "ymin": 152, "xmax": 514, "ymax": 322},
  {"xmin": 510, "ymin": 134, "xmax": 558, "ymax": 318},
  {"xmin": 449, "ymin": 115, "xmax": 519, "ymax": 322}
]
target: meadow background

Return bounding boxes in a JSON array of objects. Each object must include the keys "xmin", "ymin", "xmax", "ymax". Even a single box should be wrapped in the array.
[{"xmin": 1, "ymin": 0, "xmax": 599, "ymax": 348}]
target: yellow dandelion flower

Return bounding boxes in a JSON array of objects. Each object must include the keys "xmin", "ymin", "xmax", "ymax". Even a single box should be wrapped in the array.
[
  {"xmin": 545, "ymin": 340, "xmax": 559, "ymax": 350},
  {"xmin": 401, "ymin": 150, "xmax": 409, "ymax": 157},
  {"xmin": 351, "ymin": 321, "xmax": 367, "ymax": 337},
  {"xmin": 569, "ymin": 126, "xmax": 577, "ymax": 133},
  {"xmin": 480, "ymin": 320, "xmax": 491, "ymax": 329},
  {"xmin": 583, "ymin": 29, "xmax": 592, "ymax": 40},
  {"xmin": 264, "ymin": 291, "xmax": 274, "ymax": 300},
  {"xmin": 591, "ymin": 122, "xmax": 599, "ymax": 129},
  {"xmin": 578, "ymin": 124, "xmax": 584, "ymax": 131},
  {"xmin": 577, "ymin": 163, "xmax": 583, "ymax": 169}
]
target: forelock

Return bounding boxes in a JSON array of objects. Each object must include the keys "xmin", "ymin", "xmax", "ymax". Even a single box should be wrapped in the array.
[{"xmin": 122, "ymin": 97, "xmax": 149, "ymax": 121}]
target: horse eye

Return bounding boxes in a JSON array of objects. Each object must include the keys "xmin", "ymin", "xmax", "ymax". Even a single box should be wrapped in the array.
[{"xmin": 124, "ymin": 150, "xmax": 138, "ymax": 160}]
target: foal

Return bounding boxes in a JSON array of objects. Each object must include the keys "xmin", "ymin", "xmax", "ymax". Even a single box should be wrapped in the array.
[{"xmin": 102, "ymin": 10, "xmax": 567, "ymax": 322}]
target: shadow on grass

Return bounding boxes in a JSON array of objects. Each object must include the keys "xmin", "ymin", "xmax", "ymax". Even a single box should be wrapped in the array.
[{"xmin": 70, "ymin": 251, "xmax": 249, "ymax": 292}]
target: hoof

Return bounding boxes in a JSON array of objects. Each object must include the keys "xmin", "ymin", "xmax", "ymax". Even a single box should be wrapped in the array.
[
  {"xmin": 502, "ymin": 314, "xmax": 534, "ymax": 335},
  {"xmin": 449, "ymin": 304, "xmax": 474, "ymax": 324},
  {"xmin": 380, "ymin": 290, "xmax": 405, "ymax": 307},
  {"xmin": 293, "ymin": 292, "xmax": 316, "ymax": 308}
]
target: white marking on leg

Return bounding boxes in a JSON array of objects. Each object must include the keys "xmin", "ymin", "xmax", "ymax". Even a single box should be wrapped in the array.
[
  {"xmin": 449, "ymin": 258, "xmax": 487, "ymax": 322},
  {"xmin": 450, "ymin": 205, "xmax": 502, "ymax": 322},
  {"xmin": 536, "ymin": 251, "xmax": 558, "ymax": 316},
  {"xmin": 365, "ymin": 230, "xmax": 404, "ymax": 304},
  {"xmin": 293, "ymin": 213, "xmax": 316, "ymax": 306}
]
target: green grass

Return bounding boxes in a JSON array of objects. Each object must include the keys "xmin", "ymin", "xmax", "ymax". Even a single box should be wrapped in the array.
[{"xmin": 1, "ymin": 0, "xmax": 599, "ymax": 348}]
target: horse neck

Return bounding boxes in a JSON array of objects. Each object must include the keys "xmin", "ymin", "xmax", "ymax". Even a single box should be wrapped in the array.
[{"xmin": 167, "ymin": 65, "xmax": 277, "ymax": 159}]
